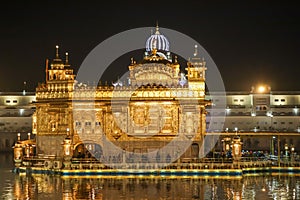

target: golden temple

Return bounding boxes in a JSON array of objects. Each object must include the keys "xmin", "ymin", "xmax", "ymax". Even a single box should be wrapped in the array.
[{"xmin": 15, "ymin": 26, "xmax": 211, "ymax": 170}]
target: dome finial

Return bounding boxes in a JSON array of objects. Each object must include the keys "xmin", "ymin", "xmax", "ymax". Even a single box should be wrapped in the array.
[
  {"xmin": 193, "ymin": 45, "xmax": 198, "ymax": 57},
  {"xmin": 55, "ymin": 45, "xmax": 60, "ymax": 58},
  {"xmin": 65, "ymin": 52, "xmax": 69, "ymax": 65},
  {"xmin": 155, "ymin": 21, "xmax": 160, "ymax": 34}
]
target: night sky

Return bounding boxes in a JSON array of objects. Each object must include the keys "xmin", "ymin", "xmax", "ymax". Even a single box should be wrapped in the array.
[{"xmin": 0, "ymin": 1, "xmax": 299, "ymax": 92}]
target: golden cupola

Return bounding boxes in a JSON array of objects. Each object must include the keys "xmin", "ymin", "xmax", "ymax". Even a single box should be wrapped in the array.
[{"xmin": 128, "ymin": 25, "xmax": 180, "ymax": 87}]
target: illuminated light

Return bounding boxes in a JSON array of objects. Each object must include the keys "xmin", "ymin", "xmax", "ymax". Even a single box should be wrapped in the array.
[
  {"xmin": 291, "ymin": 146, "xmax": 295, "ymax": 152},
  {"xmin": 113, "ymin": 112, "xmax": 121, "ymax": 116},
  {"xmin": 225, "ymin": 144, "xmax": 230, "ymax": 151},
  {"xmin": 293, "ymin": 107, "xmax": 299, "ymax": 114},
  {"xmin": 186, "ymin": 111, "xmax": 193, "ymax": 116},
  {"xmin": 193, "ymin": 45, "xmax": 198, "ymax": 57},
  {"xmin": 251, "ymin": 112, "xmax": 256, "ymax": 117},
  {"xmin": 19, "ymin": 109, "xmax": 24, "ymax": 115},
  {"xmin": 285, "ymin": 144, "xmax": 289, "ymax": 150},
  {"xmin": 258, "ymin": 86, "xmax": 266, "ymax": 93},
  {"xmin": 132, "ymin": 102, "xmax": 146, "ymax": 106},
  {"xmin": 226, "ymin": 107, "xmax": 230, "ymax": 113},
  {"xmin": 161, "ymin": 102, "xmax": 173, "ymax": 105}
]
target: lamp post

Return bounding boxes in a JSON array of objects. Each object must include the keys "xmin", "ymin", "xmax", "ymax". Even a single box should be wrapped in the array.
[
  {"xmin": 291, "ymin": 144, "xmax": 295, "ymax": 162},
  {"xmin": 13, "ymin": 143, "xmax": 23, "ymax": 167},
  {"xmin": 291, "ymin": 145, "xmax": 295, "ymax": 165},
  {"xmin": 284, "ymin": 144, "xmax": 288, "ymax": 156},
  {"xmin": 23, "ymin": 133, "xmax": 31, "ymax": 158},
  {"xmin": 271, "ymin": 136, "xmax": 276, "ymax": 155},
  {"xmin": 13, "ymin": 133, "xmax": 23, "ymax": 167},
  {"xmin": 270, "ymin": 114, "xmax": 273, "ymax": 131},
  {"xmin": 232, "ymin": 136, "xmax": 242, "ymax": 168},
  {"xmin": 63, "ymin": 137, "xmax": 72, "ymax": 169},
  {"xmin": 222, "ymin": 137, "xmax": 231, "ymax": 159},
  {"xmin": 284, "ymin": 143, "xmax": 289, "ymax": 163},
  {"xmin": 277, "ymin": 135, "xmax": 280, "ymax": 167},
  {"xmin": 234, "ymin": 127, "xmax": 238, "ymax": 135},
  {"xmin": 63, "ymin": 138, "xmax": 72, "ymax": 156}
]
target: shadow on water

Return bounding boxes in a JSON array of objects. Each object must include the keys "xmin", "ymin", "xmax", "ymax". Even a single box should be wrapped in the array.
[{"xmin": 0, "ymin": 152, "xmax": 14, "ymax": 169}]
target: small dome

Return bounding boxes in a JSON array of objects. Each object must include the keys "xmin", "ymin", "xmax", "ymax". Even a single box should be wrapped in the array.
[{"xmin": 146, "ymin": 26, "xmax": 169, "ymax": 52}]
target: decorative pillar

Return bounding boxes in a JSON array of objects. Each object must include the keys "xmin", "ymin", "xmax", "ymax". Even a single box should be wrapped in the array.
[{"xmin": 63, "ymin": 137, "xmax": 73, "ymax": 169}]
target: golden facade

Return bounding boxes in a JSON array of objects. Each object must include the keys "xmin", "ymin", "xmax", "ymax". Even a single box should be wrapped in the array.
[{"xmin": 33, "ymin": 27, "xmax": 209, "ymax": 162}]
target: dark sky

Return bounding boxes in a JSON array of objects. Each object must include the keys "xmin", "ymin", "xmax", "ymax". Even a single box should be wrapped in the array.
[{"xmin": 0, "ymin": 1, "xmax": 299, "ymax": 92}]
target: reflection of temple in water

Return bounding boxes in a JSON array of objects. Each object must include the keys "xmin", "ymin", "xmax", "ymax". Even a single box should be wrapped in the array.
[
  {"xmin": 30, "ymin": 25, "xmax": 209, "ymax": 165},
  {"xmin": 9, "ymin": 174, "xmax": 299, "ymax": 200}
]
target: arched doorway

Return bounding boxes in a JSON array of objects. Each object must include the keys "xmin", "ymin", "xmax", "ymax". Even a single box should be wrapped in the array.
[
  {"xmin": 191, "ymin": 143, "xmax": 199, "ymax": 158},
  {"xmin": 73, "ymin": 143, "xmax": 102, "ymax": 160}
]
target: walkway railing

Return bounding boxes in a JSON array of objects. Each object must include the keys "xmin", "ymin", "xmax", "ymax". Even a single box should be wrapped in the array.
[
  {"xmin": 19, "ymin": 156, "xmax": 300, "ymax": 170},
  {"xmin": 68, "ymin": 158, "xmax": 273, "ymax": 170}
]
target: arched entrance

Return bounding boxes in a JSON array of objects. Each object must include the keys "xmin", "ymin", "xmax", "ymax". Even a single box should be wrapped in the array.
[
  {"xmin": 73, "ymin": 143, "xmax": 102, "ymax": 160},
  {"xmin": 191, "ymin": 143, "xmax": 199, "ymax": 158}
]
